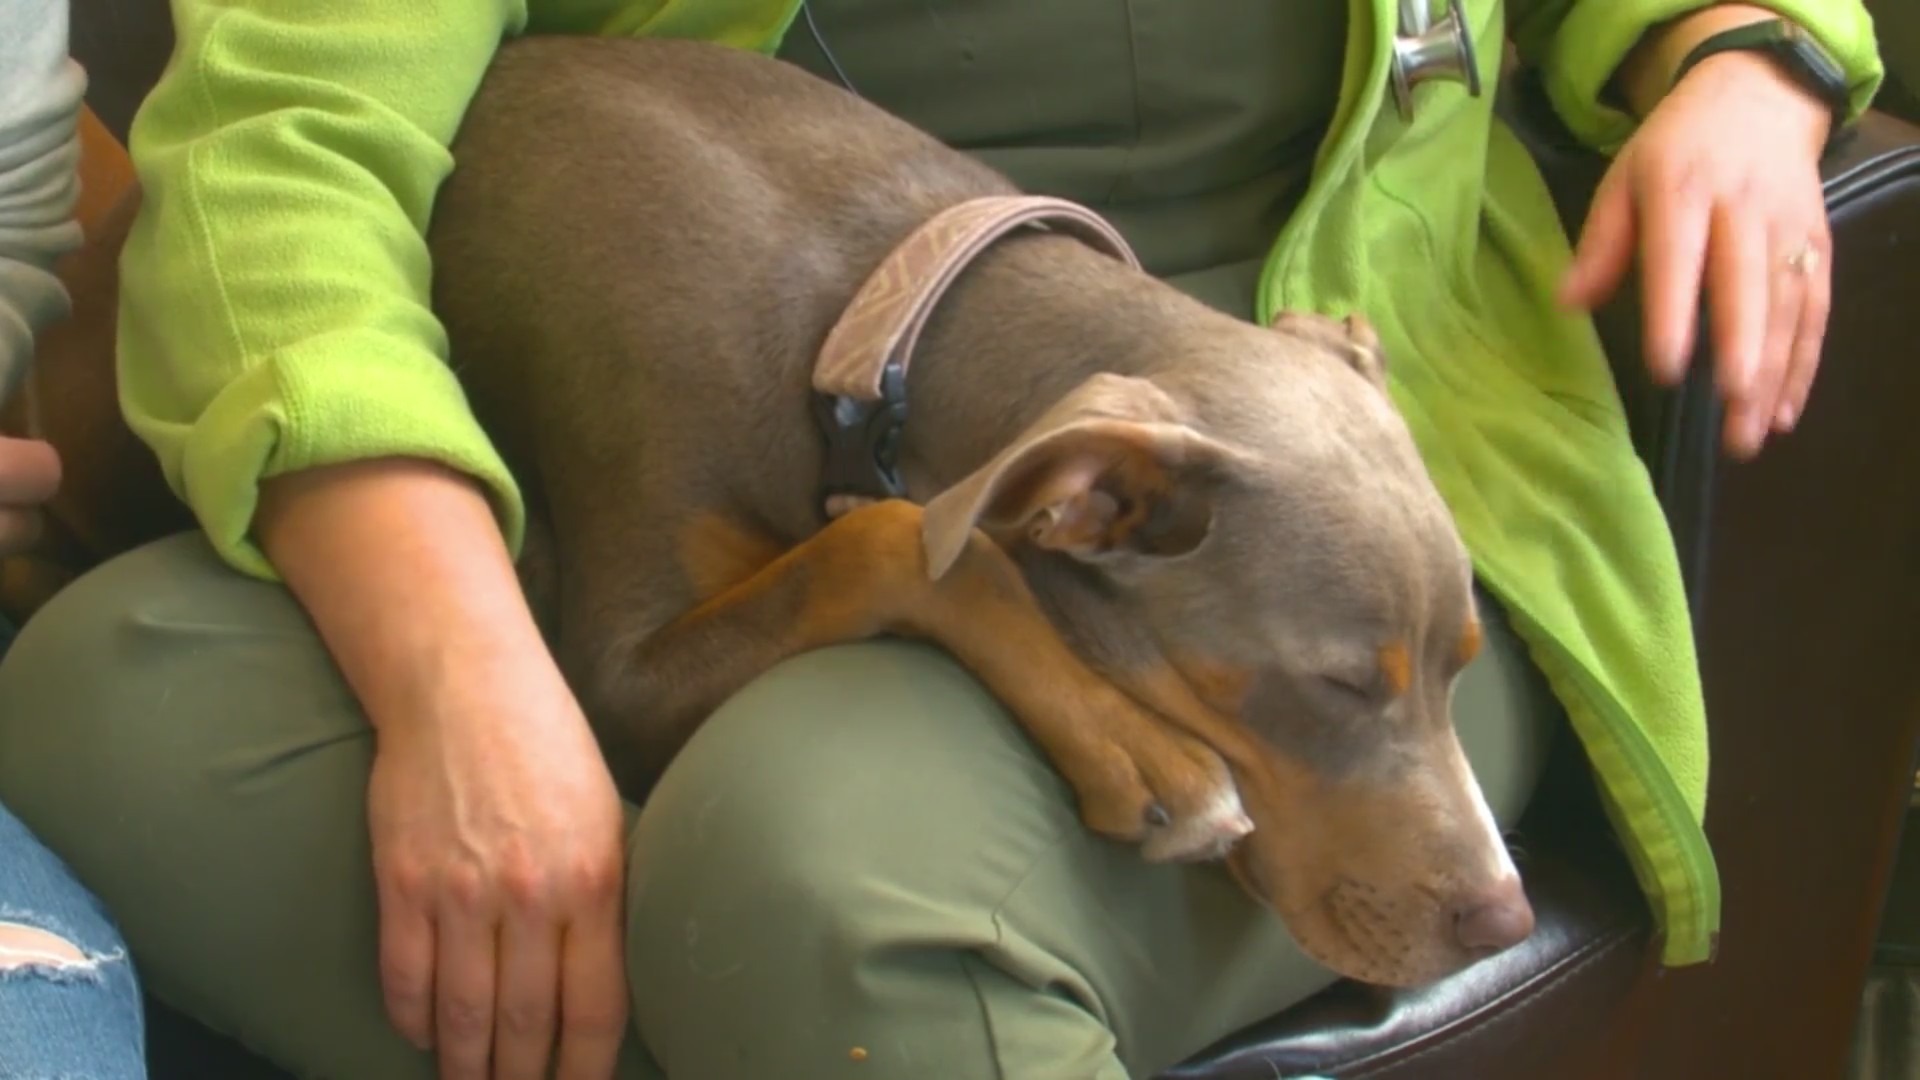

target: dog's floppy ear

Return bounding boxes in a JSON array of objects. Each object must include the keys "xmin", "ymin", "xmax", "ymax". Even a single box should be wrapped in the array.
[
  {"xmin": 920, "ymin": 374, "xmax": 1246, "ymax": 580},
  {"xmin": 1270, "ymin": 310, "xmax": 1389, "ymax": 392}
]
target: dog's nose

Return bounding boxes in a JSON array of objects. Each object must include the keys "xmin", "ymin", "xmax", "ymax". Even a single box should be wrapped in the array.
[{"xmin": 1452, "ymin": 878, "xmax": 1534, "ymax": 954}]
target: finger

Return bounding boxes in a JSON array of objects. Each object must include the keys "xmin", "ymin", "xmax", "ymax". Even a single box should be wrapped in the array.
[
  {"xmin": 553, "ymin": 908, "xmax": 629, "ymax": 1080},
  {"xmin": 377, "ymin": 885, "xmax": 438, "ymax": 1051},
  {"xmin": 1733, "ymin": 225, "xmax": 1814, "ymax": 450},
  {"xmin": 490, "ymin": 912, "xmax": 561, "ymax": 1080},
  {"xmin": 0, "ymin": 437, "xmax": 60, "ymax": 504},
  {"xmin": 435, "ymin": 902, "xmax": 501, "ymax": 1080},
  {"xmin": 1775, "ymin": 236, "xmax": 1832, "ymax": 433},
  {"xmin": 1559, "ymin": 165, "xmax": 1637, "ymax": 311},
  {"xmin": 0, "ymin": 507, "xmax": 46, "ymax": 558},
  {"xmin": 1638, "ymin": 164, "xmax": 1715, "ymax": 385},
  {"xmin": 1704, "ymin": 201, "xmax": 1771, "ymax": 456}
]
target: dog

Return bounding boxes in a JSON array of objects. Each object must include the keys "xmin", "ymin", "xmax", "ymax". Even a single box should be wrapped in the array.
[
  {"xmin": 423, "ymin": 34, "xmax": 1533, "ymax": 988},
  {"xmin": 9, "ymin": 34, "xmax": 1533, "ymax": 989}
]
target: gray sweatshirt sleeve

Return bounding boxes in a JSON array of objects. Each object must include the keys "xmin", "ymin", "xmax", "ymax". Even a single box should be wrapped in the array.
[{"xmin": 0, "ymin": 0, "xmax": 86, "ymax": 404}]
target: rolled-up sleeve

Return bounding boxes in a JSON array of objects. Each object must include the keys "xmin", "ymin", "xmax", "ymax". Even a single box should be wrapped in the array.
[
  {"xmin": 117, "ymin": 0, "xmax": 531, "ymax": 579},
  {"xmin": 1505, "ymin": 0, "xmax": 1885, "ymax": 153}
]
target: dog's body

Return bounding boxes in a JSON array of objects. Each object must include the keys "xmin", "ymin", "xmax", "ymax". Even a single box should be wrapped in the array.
[
  {"xmin": 424, "ymin": 35, "xmax": 1533, "ymax": 987},
  {"xmin": 9, "ymin": 34, "xmax": 1533, "ymax": 989}
]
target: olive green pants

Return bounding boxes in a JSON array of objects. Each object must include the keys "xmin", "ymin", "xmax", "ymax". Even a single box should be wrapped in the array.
[{"xmin": 0, "ymin": 533, "xmax": 1556, "ymax": 1079}]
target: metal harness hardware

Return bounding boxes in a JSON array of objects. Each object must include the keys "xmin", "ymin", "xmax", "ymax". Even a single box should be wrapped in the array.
[{"xmin": 809, "ymin": 194, "xmax": 1142, "ymax": 517}]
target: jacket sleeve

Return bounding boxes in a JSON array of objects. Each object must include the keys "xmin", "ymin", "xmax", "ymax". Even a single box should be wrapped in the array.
[
  {"xmin": 1505, "ymin": 0, "xmax": 1886, "ymax": 153},
  {"xmin": 0, "ymin": 0, "xmax": 85, "ymax": 405},
  {"xmin": 118, "ymin": 0, "xmax": 531, "ymax": 579}
]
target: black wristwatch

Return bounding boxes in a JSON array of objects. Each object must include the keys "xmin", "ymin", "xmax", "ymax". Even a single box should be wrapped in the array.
[{"xmin": 1671, "ymin": 17, "xmax": 1852, "ymax": 129}]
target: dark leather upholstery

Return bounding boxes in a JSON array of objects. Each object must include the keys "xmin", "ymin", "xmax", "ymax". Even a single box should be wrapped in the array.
[
  {"xmin": 1865, "ymin": 0, "xmax": 1920, "ymax": 123},
  {"xmin": 56, "ymin": 4, "xmax": 1920, "ymax": 1077}
]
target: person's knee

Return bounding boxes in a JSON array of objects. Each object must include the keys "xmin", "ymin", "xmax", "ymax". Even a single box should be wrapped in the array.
[
  {"xmin": 625, "ymin": 640, "xmax": 1052, "ymax": 930},
  {"xmin": 0, "ymin": 533, "xmax": 269, "ymax": 700},
  {"xmin": 623, "ymin": 642, "xmax": 1080, "ymax": 1068}
]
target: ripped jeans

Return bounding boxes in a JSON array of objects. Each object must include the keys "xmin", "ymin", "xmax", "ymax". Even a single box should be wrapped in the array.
[
  {"xmin": 0, "ymin": 613, "xmax": 146, "ymax": 1080},
  {"xmin": 0, "ymin": 798, "xmax": 145, "ymax": 1077}
]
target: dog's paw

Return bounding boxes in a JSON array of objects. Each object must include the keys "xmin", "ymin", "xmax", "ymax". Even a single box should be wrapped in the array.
[
  {"xmin": 1048, "ymin": 703, "xmax": 1252, "ymax": 862},
  {"xmin": 1121, "ymin": 726, "xmax": 1252, "ymax": 863},
  {"xmin": 1139, "ymin": 781, "xmax": 1253, "ymax": 863}
]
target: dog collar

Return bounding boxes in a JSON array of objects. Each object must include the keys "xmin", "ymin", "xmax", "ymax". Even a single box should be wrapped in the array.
[{"xmin": 811, "ymin": 194, "xmax": 1142, "ymax": 518}]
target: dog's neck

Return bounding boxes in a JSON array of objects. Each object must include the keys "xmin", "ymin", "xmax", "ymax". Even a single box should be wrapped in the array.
[{"xmin": 892, "ymin": 231, "xmax": 1224, "ymax": 497}]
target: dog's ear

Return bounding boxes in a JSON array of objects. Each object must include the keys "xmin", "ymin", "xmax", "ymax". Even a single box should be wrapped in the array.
[
  {"xmin": 1270, "ymin": 310, "xmax": 1388, "ymax": 392},
  {"xmin": 920, "ymin": 374, "xmax": 1246, "ymax": 580}
]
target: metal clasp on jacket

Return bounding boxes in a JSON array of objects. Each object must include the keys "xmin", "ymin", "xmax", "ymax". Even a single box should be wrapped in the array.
[{"xmin": 1391, "ymin": 0, "xmax": 1482, "ymax": 121}]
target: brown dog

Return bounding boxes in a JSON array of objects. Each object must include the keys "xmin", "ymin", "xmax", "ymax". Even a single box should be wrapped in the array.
[
  {"xmin": 12, "ymin": 35, "xmax": 1532, "ymax": 988},
  {"xmin": 422, "ymin": 35, "xmax": 1532, "ymax": 988}
]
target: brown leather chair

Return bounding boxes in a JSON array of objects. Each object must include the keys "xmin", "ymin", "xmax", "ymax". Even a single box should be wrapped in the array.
[
  {"xmin": 1865, "ymin": 0, "xmax": 1920, "ymax": 122},
  {"xmin": 63, "ymin": 8, "xmax": 1920, "ymax": 1078}
]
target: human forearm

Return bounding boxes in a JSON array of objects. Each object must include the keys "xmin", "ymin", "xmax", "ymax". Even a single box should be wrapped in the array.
[
  {"xmin": 0, "ymin": 0, "xmax": 85, "ymax": 402},
  {"xmin": 255, "ymin": 457, "xmax": 560, "ymax": 731},
  {"xmin": 261, "ymin": 456, "xmax": 630, "ymax": 1077}
]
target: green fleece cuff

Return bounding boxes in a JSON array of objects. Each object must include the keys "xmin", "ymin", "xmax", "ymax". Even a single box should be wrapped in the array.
[
  {"xmin": 175, "ymin": 329, "xmax": 526, "ymax": 581},
  {"xmin": 1543, "ymin": 0, "xmax": 1887, "ymax": 154}
]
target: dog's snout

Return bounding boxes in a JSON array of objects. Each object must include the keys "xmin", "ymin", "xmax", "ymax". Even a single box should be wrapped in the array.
[{"xmin": 1451, "ymin": 877, "xmax": 1534, "ymax": 955}]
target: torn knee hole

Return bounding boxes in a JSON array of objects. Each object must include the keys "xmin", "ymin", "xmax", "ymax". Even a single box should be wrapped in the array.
[{"xmin": 0, "ymin": 920, "xmax": 95, "ymax": 972}]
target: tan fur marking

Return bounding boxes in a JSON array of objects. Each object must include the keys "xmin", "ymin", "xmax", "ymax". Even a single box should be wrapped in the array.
[
  {"xmin": 1378, "ymin": 641, "xmax": 1413, "ymax": 697},
  {"xmin": 1170, "ymin": 652, "xmax": 1254, "ymax": 717},
  {"xmin": 675, "ymin": 513, "xmax": 787, "ymax": 599},
  {"xmin": 1456, "ymin": 618, "xmax": 1484, "ymax": 667},
  {"xmin": 896, "ymin": 519, "xmax": 1236, "ymax": 839},
  {"xmin": 657, "ymin": 501, "xmax": 1235, "ymax": 848}
]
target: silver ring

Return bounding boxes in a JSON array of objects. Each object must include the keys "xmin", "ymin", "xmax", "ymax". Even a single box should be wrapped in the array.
[{"xmin": 1785, "ymin": 242, "xmax": 1822, "ymax": 276}]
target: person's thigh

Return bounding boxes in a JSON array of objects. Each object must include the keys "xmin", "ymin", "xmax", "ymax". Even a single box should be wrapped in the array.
[
  {"xmin": 0, "ymin": 532, "xmax": 656, "ymax": 1080},
  {"xmin": 0, "ymin": 797, "xmax": 147, "ymax": 1080},
  {"xmin": 626, "ymin": 591, "xmax": 1554, "ymax": 1080}
]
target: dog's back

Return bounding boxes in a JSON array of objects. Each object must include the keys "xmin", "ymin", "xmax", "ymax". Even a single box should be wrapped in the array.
[{"xmin": 430, "ymin": 36, "xmax": 1015, "ymax": 544}]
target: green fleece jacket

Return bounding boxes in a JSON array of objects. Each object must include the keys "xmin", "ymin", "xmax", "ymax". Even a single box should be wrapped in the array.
[{"xmin": 117, "ymin": 0, "xmax": 1884, "ymax": 967}]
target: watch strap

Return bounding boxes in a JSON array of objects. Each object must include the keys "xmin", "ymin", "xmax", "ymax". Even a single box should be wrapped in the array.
[{"xmin": 1671, "ymin": 18, "xmax": 1850, "ymax": 127}]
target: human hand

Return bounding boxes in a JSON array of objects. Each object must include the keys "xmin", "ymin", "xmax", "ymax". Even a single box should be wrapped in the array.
[
  {"xmin": 0, "ymin": 435, "xmax": 60, "ymax": 556},
  {"xmin": 1558, "ymin": 45, "xmax": 1835, "ymax": 460},
  {"xmin": 257, "ymin": 459, "xmax": 629, "ymax": 1080},
  {"xmin": 368, "ymin": 648, "xmax": 629, "ymax": 1080}
]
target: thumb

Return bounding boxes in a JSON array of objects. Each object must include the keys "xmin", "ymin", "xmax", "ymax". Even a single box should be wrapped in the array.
[
  {"xmin": 1558, "ymin": 166, "xmax": 1637, "ymax": 311},
  {"xmin": 0, "ymin": 436, "xmax": 61, "ymax": 505}
]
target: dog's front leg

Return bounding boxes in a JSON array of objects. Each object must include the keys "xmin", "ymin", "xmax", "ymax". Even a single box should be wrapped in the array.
[{"xmin": 585, "ymin": 499, "xmax": 1251, "ymax": 861}]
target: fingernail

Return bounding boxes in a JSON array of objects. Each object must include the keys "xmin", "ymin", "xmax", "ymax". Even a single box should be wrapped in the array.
[
  {"xmin": 1144, "ymin": 803, "xmax": 1171, "ymax": 828},
  {"xmin": 1775, "ymin": 401, "xmax": 1798, "ymax": 432}
]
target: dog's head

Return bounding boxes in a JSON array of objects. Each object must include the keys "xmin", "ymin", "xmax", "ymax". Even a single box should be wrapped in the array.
[{"xmin": 919, "ymin": 310, "xmax": 1531, "ymax": 987}]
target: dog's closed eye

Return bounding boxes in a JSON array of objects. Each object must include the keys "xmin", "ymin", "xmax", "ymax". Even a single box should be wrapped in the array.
[{"xmin": 1316, "ymin": 673, "xmax": 1379, "ymax": 708}]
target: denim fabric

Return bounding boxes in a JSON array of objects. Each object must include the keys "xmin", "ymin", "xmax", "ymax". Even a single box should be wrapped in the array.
[{"xmin": 0, "ymin": 612, "xmax": 147, "ymax": 1079}]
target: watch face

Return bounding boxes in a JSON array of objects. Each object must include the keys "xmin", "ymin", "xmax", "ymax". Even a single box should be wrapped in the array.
[{"xmin": 1779, "ymin": 25, "xmax": 1849, "ymax": 102}]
